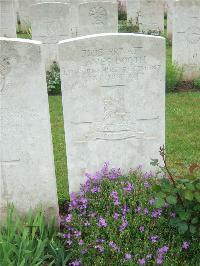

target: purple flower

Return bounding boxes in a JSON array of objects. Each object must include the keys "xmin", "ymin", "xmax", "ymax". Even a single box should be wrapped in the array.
[
  {"xmin": 109, "ymin": 241, "xmax": 120, "ymax": 251},
  {"xmin": 109, "ymin": 167, "xmax": 121, "ymax": 179},
  {"xmin": 101, "ymin": 162, "xmax": 110, "ymax": 176},
  {"xmin": 69, "ymin": 260, "xmax": 81, "ymax": 266},
  {"xmin": 119, "ymin": 218, "xmax": 128, "ymax": 232},
  {"xmin": 135, "ymin": 206, "xmax": 142, "ymax": 213},
  {"xmin": 110, "ymin": 191, "xmax": 120, "ymax": 206},
  {"xmin": 74, "ymin": 231, "xmax": 81, "ymax": 237},
  {"xmin": 156, "ymin": 256, "xmax": 163, "ymax": 265},
  {"xmin": 91, "ymin": 186, "xmax": 101, "ymax": 193},
  {"xmin": 122, "ymin": 204, "xmax": 130, "ymax": 215},
  {"xmin": 125, "ymin": 253, "xmax": 132, "ymax": 260},
  {"xmin": 149, "ymin": 198, "xmax": 155, "ymax": 205},
  {"xmin": 65, "ymin": 214, "xmax": 72, "ymax": 223},
  {"xmin": 63, "ymin": 233, "xmax": 71, "ymax": 239},
  {"xmin": 151, "ymin": 209, "xmax": 162, "ymax": 218},
  {"xmin": 158, "ymin": 246, "xmax": 169, "ymax": 254},
  {"xmin": 139, "ymin": 226, "xmax": 145, "ymax": 232},
  {"xmin": 113, "ymin": 213, "xmax": 120, "ymax": 220},
  {"xmin": 84, "ymin": 220, "xmax": 90, "ymax": 227},
  {"xmin": 144, "ymin": 181, "xmax": 151, "ymax": 188},
  {"xmin": 143, "ymin": 171, "xmax": 153, "ymax": 179},
  {"xmin": 170, "ymin": 212, "xmax": 176, "ymax": 218},
  {"xmin": 98, "ymin": 217, "xmax": 107, "ymax": 228},
  {"xmin": 182, "ymin": 241, "xmax": 190, "ymax": 250},
  {"xmin": 138, "ymin": 258, "xmax": 146, "ymax": 265},
  {"xmin": 78, "ymin": 240, "xmax": 84, "ymax": 246},
  {"xmin": 144, "ymin": 208, "xmax": 149, "ymax": 215},
  {"xmin": 137, "ymin": 164, "xmax": 143, "ymax": 169},
  {"xmin": 149, "ymin": 235, "xmax": 159, "ymax": 243},
  {"xmin": 94, "ymin": 245, "xmax": 104, "ymax": 253},
  {"xmin": 123, "ymin": 182, "xmax": 134, "ymax": 192},
  {"xmin": 67, "ymin": 240, "xmax": 72, "ymax": 246},
  {"xmin": 70, "ymin": 193, "xmax": 79, "ymax": 208}
]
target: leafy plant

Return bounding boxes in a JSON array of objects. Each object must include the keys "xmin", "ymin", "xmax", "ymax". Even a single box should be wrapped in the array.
[
  {"xmin": 61, "ymin": 163, "xmax": 199, "ymax": 265},
  {"xmin": 0, "ymin": 207, "xmax": 70, "ymax": 266},
  {"xmin": 46, "ymin": 62, "xmax": 61, "ymax": 95},
  {"xmin": 151, "ymin": 146, "xmax": 200, "ymax": 236},
  {"xmin": 193, "ymin": 78, "xmax": 200, "ymax": 90},
  {"xmin": 118, "ymin": 9, "xmax": 127, "ymax": 21},
  {"xmin": 119, "ymin": 19, "xmax": 139, "ymax": 33},
  {"xmin": 166, "ymin": 62, "xmax": 183, "ymax": 92}
]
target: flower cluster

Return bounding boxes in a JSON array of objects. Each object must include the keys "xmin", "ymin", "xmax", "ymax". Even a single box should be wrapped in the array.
[{"xmin": 61, "ymin": 163, "xmax": 194, "ymax": 265}]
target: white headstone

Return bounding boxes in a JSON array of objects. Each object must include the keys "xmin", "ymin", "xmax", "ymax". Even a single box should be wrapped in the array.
[
  {"xmin": 59, "ymin": 33, "xmax": 165, "ymax": 193},
  {"xmin": 126, "ymin": 0, "xmax": 140, "ymax": 26},
  {"xmin": 0, "ymin": 37, "xmax": 58, "ymax": 222},
  {"xmin": 0, "ymin": 0, "xmax": 16, "ymax": 38},
  {"xmin": 172, "ymin": 0, "xmax": 200, "ymax": 80},
  {"xmin": 31, "ymin": 2, "xmax": 70, "ymax": 69},
  {"xmin": 139, "ymin": 0, "xmax": 164, "ymax": 34},
  {"xmin": 78, "ymin": 1, "xmax": 118, "ymax": 36}
]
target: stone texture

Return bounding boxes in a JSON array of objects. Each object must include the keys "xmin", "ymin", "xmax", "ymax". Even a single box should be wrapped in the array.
[
  {"xmin": 127, "ymin": 0, "xmax": 140, "ymax": 26},
  {"xmin": 0, "ymin": 37, "xmax": 58, "ymax": 223},
  {"xmin": 172, "ymin": 0, "xmax": 200, "ymax": 80},
  {"xmin": 139, "ymin": 0, "xmax": 164, "ymax": 34},
  {"xmin": 78, "ymin": 1, "xmax": 118, "ymax": 36},
  {"xmin": 31, "ymin": 2, "xmax": 70, "ymax": 69},
  {"xmin": 59, "ymin": 33, "xmax": 165, "ymax": 193},
  {"xmin": 0, "ymin": 0, "xmax": 16, "ymax": 38}
]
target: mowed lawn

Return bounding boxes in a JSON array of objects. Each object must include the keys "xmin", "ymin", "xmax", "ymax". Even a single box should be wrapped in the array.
[{"xmin": 49, "ymin": 92, "xmax": 200, "ymax": 202}]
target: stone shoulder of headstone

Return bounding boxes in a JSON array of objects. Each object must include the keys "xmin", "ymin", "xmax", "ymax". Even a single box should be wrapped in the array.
[
  {"xmin": 58, "ymin": 33, "xmax": 165, "ymax": 193},
  {"xmin": 0, "ymin": 0, "xmax": 17, "ymax": 38},
  {"xmin": 0, "ymin": 37, "xmax": 59, "ymax": 223}
]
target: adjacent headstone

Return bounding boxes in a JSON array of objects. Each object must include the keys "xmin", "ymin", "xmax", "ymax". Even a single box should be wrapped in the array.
[
  {"xmin": 31, "ymin": 2, "xmax": 70, "ymax": 69},
  {"xmin": 127, "ymin": 0, "xmax": 140, "ymax": 26},
  {"xmin": 0, "ymin": 0, "xmax": 16, "ymax": 38},
  {"xmin": 0, "ymin": 37, "xmax": 58, "ymax": 223},
  {"xmin": 172, "ymin": 0, "xmax": 200, "ymax": 80},
  {"xmin": 59, "ymin": 33, "xmax": 165, "ymax": 192},
  {"xmin": 139, "ymin": 0, "xmax": 164, "ymax": 34},
  {"xmin": 78, "ymin": 1, "xmax": 118, "ymax": 36}
]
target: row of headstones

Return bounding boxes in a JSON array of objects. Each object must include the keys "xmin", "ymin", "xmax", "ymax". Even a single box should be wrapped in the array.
[
  {"xmin": 127, "ymin": 0, "xmax": 200, "ymax": 81},
  {"xmin": 0, "ymin": 33, "xmax": 165, "ymax": 222}
]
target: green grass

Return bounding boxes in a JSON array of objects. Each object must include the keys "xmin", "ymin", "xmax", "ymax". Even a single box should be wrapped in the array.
[{"xmin": 49, "ymin": 92, "xmax": 200, "ymax": 201}]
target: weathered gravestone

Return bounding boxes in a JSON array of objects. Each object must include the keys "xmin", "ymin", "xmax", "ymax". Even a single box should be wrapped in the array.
[
  {"xmin": 78, "ymin": 1, "xmax": 118, "ymax": 36},
  {"xmin": 59, "ymin": 33, "xmax": 165, "ymax": 193},
  {"xmin": 31, "ymin": 2, "xmax": 70, "ymax": 69},
  {"xmin": 0, "ymin": 37, "xmax": 58, "ymax": 223},
  {"xmin": 172, "ymin": 0, "xmax": 200, "ymax": 80},
  {"xmin": 126, "ymin": 0, "xmax": 140, "ymax": 26},
  {"xmin": 0, "ymin": 0, "xmax": 16, "ymax": 38},
  {"xmin": 139, "ymin": 0, "xmax": 164, "ymax": 34}
]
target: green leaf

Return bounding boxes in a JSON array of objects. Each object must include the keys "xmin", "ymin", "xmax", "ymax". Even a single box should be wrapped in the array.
[
  {"xmin": 166, "ymin": 195, "xmax": 177, "ymax": 205},
  {"xmin": 185, "ymin": 183, "xmax": 195, "ymax": 191},
  {"xmin": 189, "ymin": 225, "xmax": 197, "ymax": 234},
  {"xmin": 191, "ymin": 217, "xmax": 198, "ymax": 224},
  {"xmin": 155, "ymin": 198, "xmax": 165, "ymax": 208},
  {"xmin": 152, "ymin": 184, "xmax": 161, "ymax": 192},
  {"xmin": 184, "ymin": 190, "xmax": 194, "ymax": 201},
  {"xmin": 194, "ymin": 192, "xmax": 200, "ymax": 202},
  {"xmin": 196, "ymin": 182, "xmax": 200, "ymax": 190},
  {"xmin": 178, "ymin": 222, "xmax": 188, "ymax": 234},
  {"xmin": 157, "ymin": 192, "xmax": 166, "ymax": 198},
  {"xmin": 179, "ymin": 211, "xmax": 190, "ymax": 221}
]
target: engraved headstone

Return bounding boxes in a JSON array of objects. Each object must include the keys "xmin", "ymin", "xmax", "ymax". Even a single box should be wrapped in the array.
[
  {"xmin": 0, "ymin": 37, "xmax": 58, "ymax": 222},
  {"xmin": 127, "ymin": 0, "xmax": 140, "ymax": 26},
  {"xmin": 78, "ymin": 1, "xmax": 118, "ymax": 36},
  {"xmin": 31, "ymin": 2, "xmax": 70, "ymax": 69},
  {"xmin": 139, "ymin": 0, "xmax": 164, "ymax": 34},
  {"xmin": 0, "ymin": 0, "xmax": 16, "ymax": 38},
  {"xmin": 59, "ymin": 33, "xmax": 165, "ymax": 192},
  {"xmin": 172, "ymin": 0, "xmax": 200, "ymax": 80}
]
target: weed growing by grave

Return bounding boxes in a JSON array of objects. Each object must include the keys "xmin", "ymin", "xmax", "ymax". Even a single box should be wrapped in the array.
[
  {"xmin": 193, "ymin": 78, "xmax": 200, "ymax": 90},
  {"xmin": 46, "ymin": 62, "xmax": 61, "ymax": 95},
  {"xmin": 118, "ymin": 9, "xmax": 127, "ymax": 21},
  {"xmin": 62, "ymin": 162, "xmax": 199, "ymax": 265},
  {"xmin": 166, "ymin": 62, "xmax": 183, "ymax": 92},
  {"xmin": 118, "ymin": 19, "xmax": 139, "ymax": 33},
  {"xmin": 0, "ymin": 207, "xmax": 71, "ymax": 265}
]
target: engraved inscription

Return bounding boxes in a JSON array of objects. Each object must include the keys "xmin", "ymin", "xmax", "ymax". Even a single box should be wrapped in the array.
[{"xmin": 89, "ymin": 7, "xmax": 107, "ymax": 25}]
